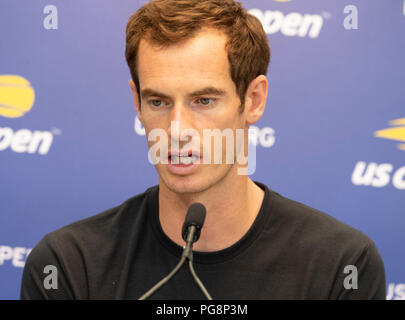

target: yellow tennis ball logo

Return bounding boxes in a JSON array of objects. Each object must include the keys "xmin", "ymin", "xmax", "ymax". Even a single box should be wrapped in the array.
[{"xmin": 0, "ymin": 75, "xmax": 35, "ymax": 118}]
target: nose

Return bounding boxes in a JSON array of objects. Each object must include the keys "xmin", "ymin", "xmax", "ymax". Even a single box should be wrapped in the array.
[{"xmin": 167, "ymin": 102, "xmax": 196, "ymax": 144}]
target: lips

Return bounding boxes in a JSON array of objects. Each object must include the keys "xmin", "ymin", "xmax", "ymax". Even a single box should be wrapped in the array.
[{"xmin": 168, "ymin": 149, "xmax": 201, "ymax": 165}]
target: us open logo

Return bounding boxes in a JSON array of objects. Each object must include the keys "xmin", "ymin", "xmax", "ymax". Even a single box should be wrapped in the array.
[
  {"xmin": 351, "ymin": 117, "xmax": 405, "ymax": 190},
  {"xmin": 0, "ymin": 74, "xmax": 60, "ymax": 155},
  {"xmin": 0, "ymin": 75, "xmax": 35, "ymax": 118},
  {"xmin": 374, "ymin": 118, "xmax": 405, "ymax": 151},
  {"xmin": 248, "ymin": 8, "xmax": 325, "ymax": 38}
]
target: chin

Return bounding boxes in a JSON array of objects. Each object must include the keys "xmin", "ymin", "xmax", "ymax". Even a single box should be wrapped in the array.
[
  {"xmin": 163, "ymin": 175, "xmax": 211, "ymax": 194},
  {"xmin": 158, "ymin": 164, "xmax": 235, "ymax": 195}
]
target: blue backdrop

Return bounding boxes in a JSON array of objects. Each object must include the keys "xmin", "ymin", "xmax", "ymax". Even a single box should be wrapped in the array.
[{"xmin": 1, "ymin": 0, "xmax": 404, "ymax": 299}]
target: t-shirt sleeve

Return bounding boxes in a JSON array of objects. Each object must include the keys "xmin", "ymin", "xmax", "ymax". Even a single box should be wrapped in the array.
[
  {"xmin": 20, "ymin": 234, "xmax": 75, "ymax": 300},
  {"xmin": 330, "ymin": 239, "xmax": 386, "ymax": 300}
]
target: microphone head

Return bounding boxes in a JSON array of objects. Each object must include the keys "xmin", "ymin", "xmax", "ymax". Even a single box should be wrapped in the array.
[{"xmin": 182, "ymin": 202, "xmax": 206, "ymax": 243}]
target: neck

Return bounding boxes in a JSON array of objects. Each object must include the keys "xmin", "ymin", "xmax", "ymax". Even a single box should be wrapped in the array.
[{"xmin": 158, "ymin": 170, "xmax": 264, "ymax": 252}]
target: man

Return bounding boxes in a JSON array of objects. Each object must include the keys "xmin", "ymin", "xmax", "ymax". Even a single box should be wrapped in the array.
[{"xmin": 21, "ymin": 0, "xmax": 386, "ymax": 299}]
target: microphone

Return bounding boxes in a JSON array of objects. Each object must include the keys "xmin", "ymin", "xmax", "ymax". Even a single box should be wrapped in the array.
[
  {"xmin": 181, "ymin": 202, "xmax": 206, "ymax": 261},
  {"xmin": 138, "ymin": 202, "xmax": 213, "ymax": 300}
]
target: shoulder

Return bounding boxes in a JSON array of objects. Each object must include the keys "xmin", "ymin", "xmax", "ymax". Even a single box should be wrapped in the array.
[
  {"xmin": 21, "ymin": 185, "xmax": 158, "ymax": 299},
  {"xmin": 45, "ymin": 185, "xmax": 158, "ymax": 246},
  {"xmin": 266, "ymin": 187, "xmax": 386, "ymax": 299},
  {"xmin": 268, "ymin": 188, "xmax": 373, "ymax": 253}
]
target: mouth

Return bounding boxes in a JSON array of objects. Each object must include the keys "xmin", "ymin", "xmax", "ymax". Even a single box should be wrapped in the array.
[
  {"xmin": 166, "ymin": 149, "xmax": 201, "ymax": 175},
  {"xmin": 168, "ymin": 150, "xmax": 201, "ymax": 165}
]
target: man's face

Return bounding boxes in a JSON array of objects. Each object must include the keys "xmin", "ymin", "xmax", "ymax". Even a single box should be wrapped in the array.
[{"xmin": 136, "ymin": 28, "xmax": 247, "ymax": 194}]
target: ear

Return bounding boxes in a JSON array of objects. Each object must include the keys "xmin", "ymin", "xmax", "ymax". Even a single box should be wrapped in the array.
[
  {"xmin": 243, "ymin": 75, "xmax": 268, "ymax": 125},
  {"xmin": 129, "ymin": 79, "xmax": 143, "ymax": 124}
]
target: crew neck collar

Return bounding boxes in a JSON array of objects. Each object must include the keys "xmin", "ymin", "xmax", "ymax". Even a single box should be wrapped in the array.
[{"xmin": 147, "ymin": 181, "xmax": 273, "ymax": 264}]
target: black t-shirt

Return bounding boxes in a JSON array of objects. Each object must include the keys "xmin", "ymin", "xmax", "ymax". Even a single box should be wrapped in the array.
[{"xmin": 20, "ymin": 182, "xmax": 386, "ymax": 299}]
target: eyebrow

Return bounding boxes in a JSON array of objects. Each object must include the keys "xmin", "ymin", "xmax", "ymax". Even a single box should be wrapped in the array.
[{"xmin": 140, "ymin": 86, "xmax": 227, "ymax": 100}]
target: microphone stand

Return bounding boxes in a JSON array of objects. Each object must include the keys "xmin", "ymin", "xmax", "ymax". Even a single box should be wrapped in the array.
[
  {"xmin": 138, "ymin": 225, "xmax": 213, "ymax": 300},
  {"xmin": 138, "ymin": 257, "xmax": 186, "ymax": 300},
  {"xmin": 182, "ymin": 226, "xmax": 213, "ymax": 300},
  {"xmin": 187, "ymin": 253, "xmax": 213, "ymax": 300}
]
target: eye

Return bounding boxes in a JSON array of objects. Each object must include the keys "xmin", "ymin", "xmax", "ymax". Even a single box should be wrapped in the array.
[
  {"xmin": 150, "ymin": 99, "xmax": 164, "ymax": 107},
  {"xmin": 197, "ymin": 98, "xmax": 215, "ymax": 106}
]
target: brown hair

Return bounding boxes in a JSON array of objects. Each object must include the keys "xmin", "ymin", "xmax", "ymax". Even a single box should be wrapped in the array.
[{"xmin": 125, "ymin": 0, "xmax": 270, "ymax": 111}]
